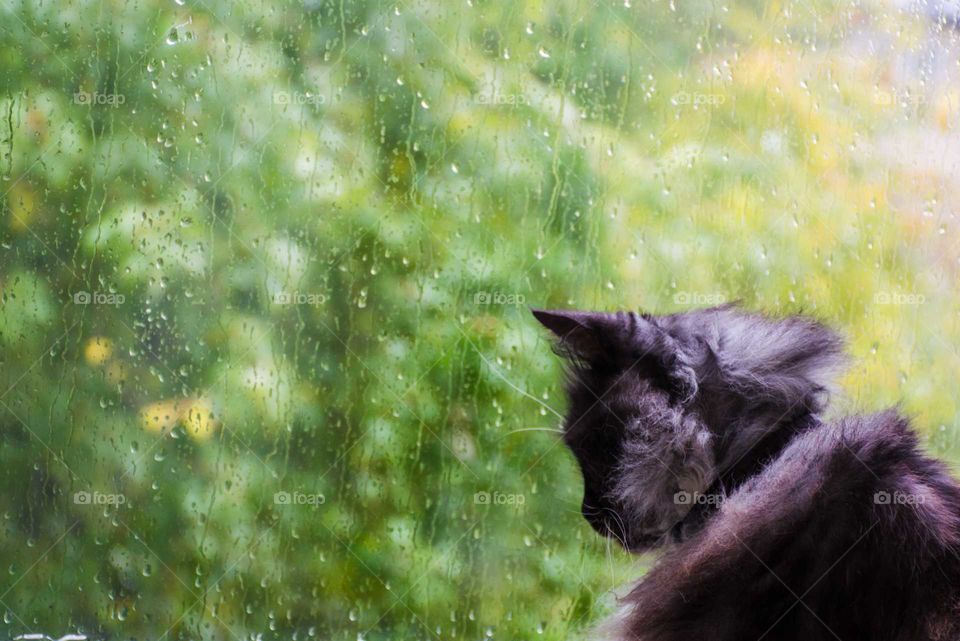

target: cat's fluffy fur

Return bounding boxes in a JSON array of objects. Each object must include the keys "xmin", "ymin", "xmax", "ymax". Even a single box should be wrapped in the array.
[{"xmin": 534, "ymin": 304, "xmax": 960, "ymax": 641}]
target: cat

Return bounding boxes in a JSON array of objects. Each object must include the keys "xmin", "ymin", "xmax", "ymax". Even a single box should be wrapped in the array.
[{"xmin": 533, "ymin": 304, "xmax": 960, "ymax": 641}]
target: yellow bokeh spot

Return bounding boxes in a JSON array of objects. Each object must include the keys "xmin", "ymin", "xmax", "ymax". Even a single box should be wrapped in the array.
[
  {"xmin": 139, "ymin": 397, "xmax": 219, "ymax": 442},
  {"xmin": 183, "ymin": 399, "xmax": 218, "ymax": 442},
  {"xmin": 7, "ymin": 183, "xmax": 37, "ymax": 233},
  {"xmin": 140, "ymin": 400, "xmax": 180, "ymax": 434},
  {"xmin": 84, "ymin": 337, "xmax": 113, "ymax": 366},
  {"xmin": 736, "ymin": 48, "xmax": 781, "ymax": 86},
  {"xmin": 446, "ymin": 109, "xmax": 475, "ymax": 138}
]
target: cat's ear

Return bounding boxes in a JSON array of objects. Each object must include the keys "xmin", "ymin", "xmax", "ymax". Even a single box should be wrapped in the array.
[
  {"xmin": 533, "ymin": 308, "xmax": 699, "ymax": 404},
  {"xmin": 531, "ymin": 309, "xmax": 620, "ymax": 362}
]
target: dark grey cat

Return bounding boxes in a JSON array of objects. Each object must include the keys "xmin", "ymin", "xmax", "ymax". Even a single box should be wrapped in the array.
[{"xmin": 533, "ymin": 304, "xmax": 960, "ymax": 641}]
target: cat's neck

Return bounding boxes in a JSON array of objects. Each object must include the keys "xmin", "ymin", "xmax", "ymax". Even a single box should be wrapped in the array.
[
  {"xmin": 670, "ymin": 412, "xmax": 823, "ymax": 543},
  {"xmin": 718, "ymin": 412, "xmax": 823, "ymax": 490}
]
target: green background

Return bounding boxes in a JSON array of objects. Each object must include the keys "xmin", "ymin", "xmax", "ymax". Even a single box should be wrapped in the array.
[{"xmin": 2, "ymin": 0, "xmax": 960, "ymax": 638}]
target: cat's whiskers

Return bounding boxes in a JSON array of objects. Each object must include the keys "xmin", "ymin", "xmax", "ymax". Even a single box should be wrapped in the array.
[{"xmin": 601, "ymin": 506, "xmax": 631, "ymax": 549}]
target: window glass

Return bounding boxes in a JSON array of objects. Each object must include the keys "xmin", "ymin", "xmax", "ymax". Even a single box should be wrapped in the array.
[{"xmin": 1, "ymin": 1, "xmax": 957, "ymax": 638}]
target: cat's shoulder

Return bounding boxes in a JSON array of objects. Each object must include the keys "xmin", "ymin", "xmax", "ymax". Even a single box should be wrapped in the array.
[
  {"xmin": 764, "ymin": 407, "xmax": 919, "ymax": 480},
  {"xmin": 723, "ymin": 407, "xmax": 960, "ymax": 532},
  {"xmin": 716, "ymin": 409, "xmax": 926, "ymax": 520}
]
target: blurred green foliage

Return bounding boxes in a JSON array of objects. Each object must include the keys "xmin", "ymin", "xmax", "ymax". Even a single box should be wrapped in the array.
[{"xmin": 1, "ymin": 0, "xmax": 960, "ymax": 638}]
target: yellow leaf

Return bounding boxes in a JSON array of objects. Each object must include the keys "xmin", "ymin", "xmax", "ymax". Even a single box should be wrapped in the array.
[{"xmin": 84, "ymin": 337, "xmax": 113, "ymax": 366}]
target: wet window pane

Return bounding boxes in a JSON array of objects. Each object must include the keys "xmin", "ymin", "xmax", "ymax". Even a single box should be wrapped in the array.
[{"xmin": 1, "ymin": 0, "xmax": 957, "ymax": 638}]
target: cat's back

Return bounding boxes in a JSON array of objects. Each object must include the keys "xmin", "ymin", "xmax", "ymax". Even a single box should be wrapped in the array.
[
  {"xmin": 742, "ymin": 408, "xmax": 960, "ymax": 520},
  {"xmin": 620, "ymin": 409, "xmax": 960, "ymax": 641}
]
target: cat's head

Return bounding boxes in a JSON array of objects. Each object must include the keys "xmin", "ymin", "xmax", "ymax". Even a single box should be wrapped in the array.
[{"xmin": 533, "ymin": 304, "xmax": 844, "ymax": 552}]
